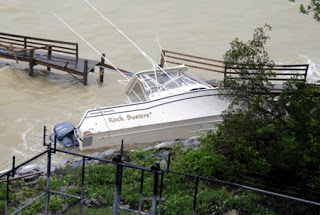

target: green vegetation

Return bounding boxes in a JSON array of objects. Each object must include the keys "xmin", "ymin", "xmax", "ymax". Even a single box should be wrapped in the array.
[
  {"xmin": 289, "ymin": 0, "xmax": 320, "ymax": 21},
  {"xmin": 184, "ymin": 24, "xmax": 320, "ymax": 199},
  {"xmin": 1, "ymin": 24, "xmax": 319, "ymax": 215},
  {"xmin": 0, "ymin": 143, "xmax": 318, "ymax": 214}
]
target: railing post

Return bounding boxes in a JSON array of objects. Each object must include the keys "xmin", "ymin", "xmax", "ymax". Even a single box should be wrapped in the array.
[
  {"xmin": 43, "ymin": 125, "xmax": 46, "ymax": 146},
  {"xmin": 75, "ymin": 43, "xmax": 79, "ymax": 58},
  {"xmin": 5, "ymin": 173, "xmax": 9, "ymax": 214},
  {"xmin": 44, "ymin": 142, "xmax": 52, "ymax": 214},
  {"xmin": 24, "ymin": 37, "xmax": 27, "ymax": 49},
  {"xmin": 138, "ymin": 170, "xmax": 144, "ymax": 213},
  {"xmin": 99, "ymin": 53, "xmax": 105, "ymax": 83},
  {"xmin": 151, "ymin": 162, "xmax": 160, "ymax": 215},
  {"xmin": 158, "ymin": 171, "xmax": 164, "ymax": 215},
  {"xmin": 305, "ymin": 64, "xmax": 309, "ymax": 80},
  {"xmin": 192, "ymin": 165, "xmax": 203, "ymax": 215},
  {"xmin": 80, "ymin": 157, "xmax": 86, "ymax": 215},
  {"xmin": 223, "ymin": 62, "xmax": 228, "ymax": 86},
  {"xmin": 12, "ymin": 156, "xmax": 15, "ymax": 177},
  {"xmin": 29, "ymin": 50, "xmax": 34, "ymax": 77},
  {"xmin": 113, "ymin": 141, "xmax": 124, "ymax": 215},
  {"xmin": 83, "ymin": 60, "xmax": 88, "ymax": 86}
]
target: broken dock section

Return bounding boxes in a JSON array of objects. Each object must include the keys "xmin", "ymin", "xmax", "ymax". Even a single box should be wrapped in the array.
[{"xmin": 0, "ymin": 32, "xmax": 120, "ymax": 85}]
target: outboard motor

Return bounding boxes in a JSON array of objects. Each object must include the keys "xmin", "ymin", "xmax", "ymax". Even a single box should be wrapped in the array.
[{"xmin": 50, "ymin": 122, "xmax": 79, "ymax": 148}]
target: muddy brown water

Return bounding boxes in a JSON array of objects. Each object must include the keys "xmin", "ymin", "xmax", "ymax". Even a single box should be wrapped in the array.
[{"xmin": 0, "ymin": 0, "xmax": 319, "ymax": 168}]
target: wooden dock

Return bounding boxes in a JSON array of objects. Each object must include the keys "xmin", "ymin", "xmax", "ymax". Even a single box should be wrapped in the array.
[
  {"xmin": 160, "ymin": 49, "xmax": 309, "ymax": 88},
  {"xmin": 0, "ymin": 32, "xmax": 130, "ymax": 85}
]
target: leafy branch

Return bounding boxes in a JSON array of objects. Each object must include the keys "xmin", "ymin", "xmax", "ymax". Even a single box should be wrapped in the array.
[{"xmin": 290, "ymin": 0, "xmax": 320, "ymax": 21}]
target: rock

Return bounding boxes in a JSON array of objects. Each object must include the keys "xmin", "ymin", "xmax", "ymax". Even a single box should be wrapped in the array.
[
  {"xmin": 97, "ymin": 195, "xmax": 108, "ymax": 205},
  {"xmin": 154, "ymin": 151, "xmax": 170, "ymax": 159},
  {"xmin": 143, "ymin": 147, "xmax": 155, "ymax": 152},
  {"xmin": 182, "ymin": 136, "xmax": 200, "ymax": 147},
  {"xmin": 24, "ymin": 174, "xmax": 40, "ymax": 183},
  {"xmin": 90, "ymin": 152, "xmax": 102, "ymax": 159},
  {"xmin": 71, "ymin": 159, "xmax": 89, "ymax": 169},
  {"xmin": 60, "ymin": 158, "xmax": 74, "ymax": 168},
  {"xmin": 160, "ymin": 159, "xmax": 167, "ymax": 169},
  {"xmin": 84, "ymin": 196, "xmax": 105, "ymax": 207},
  {"xmin": 17, "ymin": 164, "xmax": 40, "ymax": 175},
  {"xmin": 224, "ymin": 209, "xmax": 239, "ymax": 215},
  {"xmin": 183, "ymin": 146, "xmax": 190, "ymax": 152},
  {"xmin": 101, "ymin": 149, "xmax": 116, "ymax": 159},
  {"xmin": 40, "ymin": 166, "xmax": 57, "ymax": 175},
  {"xmin": 155, "ymin": 140, "xmax": 179, "ymax": 150},
  {"xmin": 120, "ymin": 205, "xmax": 130, "ymax": 209}
]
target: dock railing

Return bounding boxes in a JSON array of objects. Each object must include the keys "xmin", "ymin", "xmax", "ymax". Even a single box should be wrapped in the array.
[
  {"xmin": 160, "ymin": 49, "xmax": 225, "ymax": 74},
  {"xmin": 160, "ymin": 50, "xmax": 309, "ymax": 87},
  {"xmin": 224, "ymin": 63, "xmax": 309, "ymax": 82},
  {"xmin": 0, "ymin": 32, "xmax": 78, "ymax": 57}
]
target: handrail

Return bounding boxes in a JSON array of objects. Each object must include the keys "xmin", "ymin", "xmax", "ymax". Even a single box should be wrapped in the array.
[
  {"xmin": 0, "ymin": 32, "xmax": 78, "ymax": 57},
  {"xmin": 161, "ymin": 50, "xmax": 309, "ymax": 82}
]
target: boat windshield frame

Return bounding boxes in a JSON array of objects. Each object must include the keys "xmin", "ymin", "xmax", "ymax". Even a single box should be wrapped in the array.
[{"xmin": 124, "ymin": 65, "xmax": 213, "ymax": 102}]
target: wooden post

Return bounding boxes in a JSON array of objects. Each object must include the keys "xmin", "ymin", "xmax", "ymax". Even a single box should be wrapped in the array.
[
  {"xmin": 75, "ymin": 43, "xmax": 79, "ymax": 58},
  {"xmin": 99, "ymin": 53, "xmax": 105, "ymax": 83},
  {"xmin": 160, "ymin": 50, "xmax": 165, "ymax": 68},
  {"xmin": 23, "ymin": 38, "xmax": 27, "ymax": 56},
  {"xmin": 47, "ymin": 46, "xmax": 52, "ymax": 71},
  {"xmin": 29, "ymin": 50, "xmax": 34, "ymax": 77},
  {"xmin": 83, "ymin": 60, "xmax": 88, "ymax": 85},
  {"xmin": 24, "ymin": 38, "xmax": 27, "ymax": 49}
]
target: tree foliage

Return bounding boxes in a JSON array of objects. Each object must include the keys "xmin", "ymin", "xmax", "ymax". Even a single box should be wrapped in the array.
[
  {"xmin": 290, "ymin": 0, "xmax": 320, "ymax": 22},
  {"xmin": 193, "ymin": 24, "xmax": 320, "ymax": 200}
]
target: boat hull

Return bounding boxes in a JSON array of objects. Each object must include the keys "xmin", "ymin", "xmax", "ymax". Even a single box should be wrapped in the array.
[{"xmin": 77, "ymin": 89, "xmax": 229, "ymax": 150}]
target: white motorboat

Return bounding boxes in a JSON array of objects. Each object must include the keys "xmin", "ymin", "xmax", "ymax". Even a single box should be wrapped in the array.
[
  {"xmin": 75, "ymin": 65, "xmax": 229, "ymax": 150},
  {"xmin": 51, "ymin": 4, "xmax": 229, "ymax": 150}
]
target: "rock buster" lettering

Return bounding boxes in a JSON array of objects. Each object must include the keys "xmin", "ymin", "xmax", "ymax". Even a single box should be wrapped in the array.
[{"xmin": 108, "ymin": 112, "xmax": 152, "ymax": 123}]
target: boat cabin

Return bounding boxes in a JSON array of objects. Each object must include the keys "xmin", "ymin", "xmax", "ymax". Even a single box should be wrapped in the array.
[{"xmin": 123, "ymin": 65, "xmax": 213, "ymax": 103}]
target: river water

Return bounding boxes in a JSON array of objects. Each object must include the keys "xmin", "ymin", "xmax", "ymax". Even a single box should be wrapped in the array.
[{"xmin": 0, "ymin": 0, "xmax": 319, "ymax": 167}]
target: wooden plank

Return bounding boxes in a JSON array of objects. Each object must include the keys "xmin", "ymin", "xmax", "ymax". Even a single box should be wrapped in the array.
[
  {"xmin": 0, "ymin": 32, "xmax": 77, "ymax": 46},
  {"xmin": 166, "ymin": 61, "xmax": 224, "ymax": 73},
  {"xmin": 0, "ymin": 171, "xmax": 43, "ymax": 183},
  {"xmin": 165, "ymin": 54, "xmax": 225, "ymax": 68},
  {"xmin": 163, "ymin": 49, "xmax": 224, "ymax": 63}
]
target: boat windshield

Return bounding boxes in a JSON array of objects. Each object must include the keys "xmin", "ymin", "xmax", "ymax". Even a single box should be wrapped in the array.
[{"xmin": 125, "ymin": 66, "xmax": 213, "ymax": 103}]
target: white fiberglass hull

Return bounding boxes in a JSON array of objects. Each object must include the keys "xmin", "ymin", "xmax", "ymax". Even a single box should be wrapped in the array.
[{"xmin": 77, "ymin": 89, "xmax": 229, "ymax": 150}]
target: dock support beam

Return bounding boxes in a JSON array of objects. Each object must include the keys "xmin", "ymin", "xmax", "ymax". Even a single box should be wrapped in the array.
[
  {"xmin": 47, "ymin": 46, "xmax": 52, "ymax": 71},
  {"xmin": 99, "ymin": 53, "xmax": 105, "ymax": 83},
  {"xmin": 83, "ymin": 60, "xmax": 88, "ymax": 85},
  {"xmin": 29, "ymin": 50, "xmax": 34, "ymax": 77}
]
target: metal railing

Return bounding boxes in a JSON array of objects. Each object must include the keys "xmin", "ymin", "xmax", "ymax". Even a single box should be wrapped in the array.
[{"xmin": 0, "ymin": 126, "xmax": 319, "ymax": 214}]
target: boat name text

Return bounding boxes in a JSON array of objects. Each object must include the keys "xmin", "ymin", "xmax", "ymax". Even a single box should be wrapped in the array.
[{"xmin": 108, "ymin": 112, "xmax": 152, "ymax": 123}]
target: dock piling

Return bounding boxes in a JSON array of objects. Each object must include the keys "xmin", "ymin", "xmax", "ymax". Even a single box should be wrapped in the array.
[
  {"xmin": 29, "ymin": 50, "xmax": 34, "ymax": 77},
  {"xmin": 99, "ymin": 53, "xmax": 105, "ymax": 83},
  {"xmin": 83, "ymin": 60, "xmax": 88, "ymax": 85},
  {"xmin": 47, "ymin": 46, "xmax": 52, "ymax": 71}
]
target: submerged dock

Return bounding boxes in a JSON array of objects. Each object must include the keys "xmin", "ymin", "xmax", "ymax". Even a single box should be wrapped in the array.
[{"xmin": 0, "ymin": 32, "xmax": 131, "ymax": 85}]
